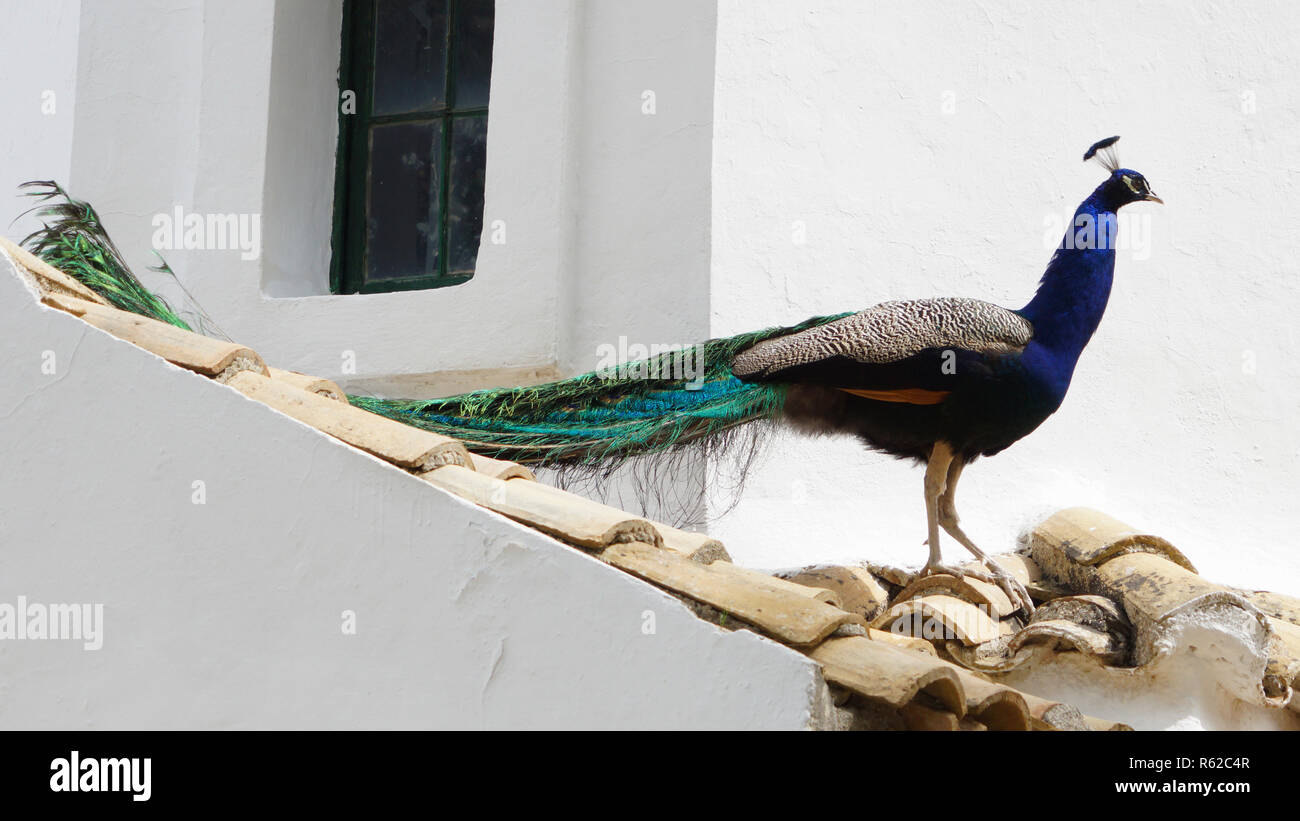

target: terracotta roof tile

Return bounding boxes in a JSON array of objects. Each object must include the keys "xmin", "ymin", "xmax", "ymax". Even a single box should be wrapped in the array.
[
  {"xmin": 1092, "ymin": 553, "xmax": 1268, "ymax": 663},
  {"xmin": 810, "ymin": 636, "xmax": 967, "ymax": 714},
  {"xmin": 1029, "ymin": 506, "xmax": 1196, "ymax": 577},
  {"xmin": 45, "ymin": 293, "xmax": 267, "ymax": 381},
  {"xmin": 427, "ymin": 465, "xmax": 662, "ymax": 549},
  {"xmin": 652, "ymin": 523, "xmax": 731, "ymax": 564},
  {"xmin": 864, "ymin": 562, "xmax": 917, "ymax": 588},
  {"xmin": 1019, "ymin": 691, "xmax": 1090, "ymax": 731},
  {"xmin": 1000, "ymin": 594, "xmax": 1131, "ymax": 665},
  {"xmin": 466, "ymin": 452, "xmax": 536, "ymax": 481},
  {"xmin": 711, "ymin": 561, "xmax": 843, "ymax": 606},
  {"xmin": 1008, "ymin": 619, "xmax": 1124, "ymax": 665},
  {"xmin": 267, "ymin": 367, "xmax": 347, "ymax": 402},
  {"xmin": 893, "ymin": 572, "xmax": 1016, "ymax": 618},
  {"xmin": 603, "ymin": 542, "xmax": 858, "ymax": 645},
  {"xmin": 901, "ymin": 702, "xmax": 987, "ymax": 731},
  {"xmin": 1242, "ymin": 590, "xmax": 1300, "ymax": 627},
  {"xmin": 813, "ymin": 633, "xmax": 1088, "ymax": 731},
  {"xmin": 1265, "ymin": 617, "xmax": 1300, "ymax": 711},
  {"xmin": 954, "ymin": 669, "xmax": 1036, "ymax": 730},
  {"xmin": 1084, "ymin": 716, "xmax": 1135, "ymax": 731},
  {"xmin": 780, "ymin": 565, "xmax": 890, "ymax": 620},
  {"xmin": 229, "ymin": 371, "xmax": 470, "ymax": 472},
  {"xmin": 873, "ymin": 593, "xmax": 1004, "ymax": 645},
  {"xmin": 0, "ymin": 236, "xmax": 110, "ymax": 305},
  {"xmin": 1033, "ymin": 593, "xmax": 1128, "ymax": 631},
  {"xmin": 864, "ymin": 626, "xmax": 938, "ymax": 656}
]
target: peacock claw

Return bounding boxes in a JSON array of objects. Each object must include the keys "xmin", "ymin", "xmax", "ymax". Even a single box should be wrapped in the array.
[
  {"xmin": 918, "ymin": 559, "xmax": 1035, "ymax": 617},
  {"xmin": 977, "ymin": 560, "xmax": 1035, "ymax": 616}
]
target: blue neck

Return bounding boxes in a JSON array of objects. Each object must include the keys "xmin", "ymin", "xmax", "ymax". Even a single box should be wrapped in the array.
[{"xmin": 1018, "ymin": 189, "xmax": 1118, "ymax": 363}]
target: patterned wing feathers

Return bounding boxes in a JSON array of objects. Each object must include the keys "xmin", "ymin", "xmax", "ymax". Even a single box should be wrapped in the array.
[{"xmin": 730, "ymin": 298, "xmax": 1033, "ymax": 379}]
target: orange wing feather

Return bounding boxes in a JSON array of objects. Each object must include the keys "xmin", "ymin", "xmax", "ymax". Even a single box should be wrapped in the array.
[{"xmin": 839, "ymin": 387, "xmax": 951, "ymax": 405}]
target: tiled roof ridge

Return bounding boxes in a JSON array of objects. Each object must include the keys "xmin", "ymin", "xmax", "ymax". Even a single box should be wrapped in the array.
[{"xmin": 10, "ymin": 244, "xmax": 1299, "ymax": 731}]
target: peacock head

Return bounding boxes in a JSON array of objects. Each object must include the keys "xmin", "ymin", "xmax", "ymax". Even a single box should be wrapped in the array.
[{"xmin": 1083, "ymin": 136, "xmax": 1163, "ymax": 208}]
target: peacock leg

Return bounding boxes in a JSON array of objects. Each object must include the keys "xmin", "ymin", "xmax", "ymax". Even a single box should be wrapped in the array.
[
  {"xmin": 917, "ymin": 442, "xmax": 969, "ymax": 580},
  {"xmin": 936, "ymin": 456, "xmax": 1035, "ymax": 614}
]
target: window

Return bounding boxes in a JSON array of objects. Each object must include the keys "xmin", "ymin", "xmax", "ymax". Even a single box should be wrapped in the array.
[{"xmin": 332, "ymin": 0, "xmax": 494, "ymax": 294}]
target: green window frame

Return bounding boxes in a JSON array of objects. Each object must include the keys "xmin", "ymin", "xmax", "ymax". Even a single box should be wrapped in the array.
[{"xmin": 331, "ymin": 0, "xmax": 494, "ymax": 294}]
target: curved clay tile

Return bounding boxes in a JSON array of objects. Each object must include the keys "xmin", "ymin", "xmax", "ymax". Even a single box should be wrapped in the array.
[
  {"xmin": 892, "ymin": 572, "xmax": 1016, "ymax": 619},
  {"xmin": 871, "ymin": 594, "xmax": 1003, "ymax": 646},
  {"xmin": 1008, "ymin": 619, "xmax": 1125, "ymax": 665},
  {"xmin": 267, "ymin": 367, "xmax": 348, "ymax": 403},
  {"xmin": 47, "ymin": 293, "xmax": 267, "ymax": 381},
  {"xmin": 1029, "ymin": 507, "xmax": 1197, "ymax": 585},
  {"xmin": 602, "ymin": 542, "xmax": 858, "ymax": 646},
  {"xmin": 810, "ymin": 636, "xmax": 966, "ymax": 716},
  {"xmin": 779, "ymin": 565, "xmax": 891, "ymax": 621}
]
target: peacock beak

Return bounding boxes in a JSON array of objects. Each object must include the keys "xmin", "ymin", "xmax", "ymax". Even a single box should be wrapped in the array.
[{"xmin": 1145, "ymin": 191, "xmax": 1164, "ymax": 204}]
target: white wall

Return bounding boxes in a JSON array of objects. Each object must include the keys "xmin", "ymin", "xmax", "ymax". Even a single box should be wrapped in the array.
[
  {"xmin": 260, "ymin": 0, "xmax": 344, "ymax": 298},
  {"xmin": 61, "ymin": 0, "xmax": 573, "ymax": 378},
  {"xmin": 708, "ymin": 0, "xmax": 1300, "ymax": 596},
  {"xmin": 54, "ymin": 0, "xmax": 717, "ymax": 386},
  {"xmin": 557, "ymin": 0, "xmax": 716, "ymax": 375},
  {"xmin": 0, "ymin": 0, "xmax": 80, "ymax": 241},
  {"xmin": 0, "ymin": 252, "xmax": 826, "ymax": 729}
]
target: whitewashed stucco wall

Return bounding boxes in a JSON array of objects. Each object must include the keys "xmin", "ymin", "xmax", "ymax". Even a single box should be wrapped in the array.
[
  {"xmin": 556, "ymin": 0, "xmax": 716, "ymax": 375},
  {"xmin": 0, "ymin": 0, "xmax": 80, "ymax": 241},
  {"xmin": 0, "ymin": 252, "xmax": 826, "ymax": 729},
  {"xmin": 60, "ymin": 0, "xmax": 571, "ymax": 377},
  {"xmin": 36, "ymin": 0, "xmax": 716, "ymax": 383},
  {"xmin": 707, "ymin": 0, "xmax": 1300, "ymax": 596}
]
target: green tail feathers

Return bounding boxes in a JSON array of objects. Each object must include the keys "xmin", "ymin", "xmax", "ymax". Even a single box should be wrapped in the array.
[
  {"xmin": 15, "ymin": 182, "xmax": 845, "ymax": 467},
  {"xmin": 351, "ymin": 313, "xmax": 846, "ymax": 466},
  {"xmin": 19, "ymin": 181, "xmax": 193, "ymax": 330}
]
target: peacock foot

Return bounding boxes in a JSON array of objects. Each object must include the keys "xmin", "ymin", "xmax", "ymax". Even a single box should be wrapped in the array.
[
  {"xmin": 968, "ymin": 559, "xmax": 1035, "ymax": 617},
  {"xmin": 918, "ymin": 558, "xmax": 1035, "ymax": 617},
  {"xmin": 917, "ymin": 560, "xmax": 971, "ymax": 581}
]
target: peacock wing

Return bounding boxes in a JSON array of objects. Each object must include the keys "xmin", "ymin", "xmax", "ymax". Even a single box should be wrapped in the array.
[{"xmin": 730, "ymin": 298, "xmax": 1034, "ymax": 380}]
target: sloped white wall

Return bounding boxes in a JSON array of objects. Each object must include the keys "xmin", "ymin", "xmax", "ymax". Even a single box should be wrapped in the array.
[
  {"xmin": 0, "ymin": 252, "xmax": 824, "ymax": 729},
  {"xmin": 708, "ymin": 0, "xmax": 1300, "ymax": 596}
]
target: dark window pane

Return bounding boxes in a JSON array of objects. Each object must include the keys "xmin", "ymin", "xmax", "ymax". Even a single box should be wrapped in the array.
[
  {"xmin": 446, "ymin": 115, "xmax": 488, "ymax": 275},
  {"xmin": 373, "ymin": 0, "xmax": 448, "ymax": 116},
  {"xmin": 366, "ymin": 121, "xmax": 441, "ymax": 281},
  {"xmin": 451, "ymin": 0, "xmax": 494, "ymax": 109}
]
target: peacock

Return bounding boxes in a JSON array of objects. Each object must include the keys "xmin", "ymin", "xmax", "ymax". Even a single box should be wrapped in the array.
[{"xmin": 15, "ymin": 137, "xmax": 1160, "ymax": 614}]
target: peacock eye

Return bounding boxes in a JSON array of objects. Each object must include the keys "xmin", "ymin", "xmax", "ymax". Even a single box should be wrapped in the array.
[{"xmin": 1122, "ymin": 175, "xmax": 1141, "ymax": 195}]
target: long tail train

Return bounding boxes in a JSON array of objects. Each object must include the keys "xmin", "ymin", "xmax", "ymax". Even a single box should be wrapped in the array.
[
  {"xmin": 349, "ymin": 312, "xmax": 844, "ymax": 467},
  {"xmin": 15, "ymin": 182, "xmax": 841, "ymax": 473}
]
